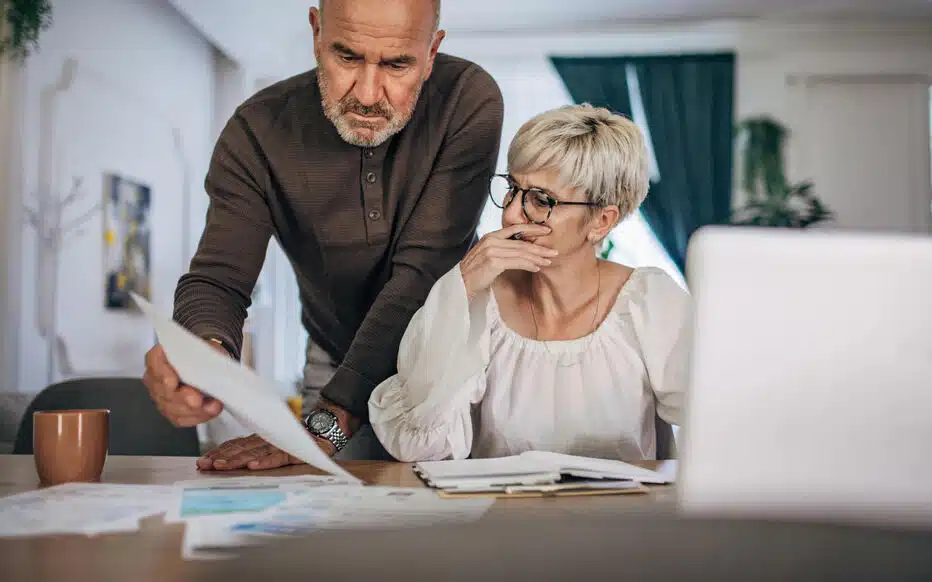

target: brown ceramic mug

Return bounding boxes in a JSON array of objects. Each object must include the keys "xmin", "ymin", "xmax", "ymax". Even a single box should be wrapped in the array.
[{"xmin": 33, "ymin": 409, "xmax": 110, "ymax": 486}]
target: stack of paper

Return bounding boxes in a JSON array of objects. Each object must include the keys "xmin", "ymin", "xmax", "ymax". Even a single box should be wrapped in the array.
[
  {"xmin": 414, "ymin": 451, "xmax": 674, "ymax": 497},
  {"xmin": 179, "ymin": 484, "xmax": 494, "ymax": 560},
  {"xmin": 0, "ymin": 483, "xmax": 175, "ymax": 537}
]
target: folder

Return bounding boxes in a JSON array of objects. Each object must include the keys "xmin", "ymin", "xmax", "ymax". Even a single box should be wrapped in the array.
[{"xmin": 414, "ymin": 451, "xmax": 673, "ymax": 499}]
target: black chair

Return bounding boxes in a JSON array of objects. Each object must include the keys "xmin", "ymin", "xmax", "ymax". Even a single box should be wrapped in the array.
[
  {"xmin": 13, "ymin": 377, "xmax": 200, "ymax": 456},
  {"xmin": 655, "ymin": 415, "xmax": 677, "ymax": 461}
]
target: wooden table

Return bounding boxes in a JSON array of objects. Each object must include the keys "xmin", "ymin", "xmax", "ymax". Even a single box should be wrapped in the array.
[{"xmin": 0, "ymin": 454, "xmax": 677, "ymax": 581}]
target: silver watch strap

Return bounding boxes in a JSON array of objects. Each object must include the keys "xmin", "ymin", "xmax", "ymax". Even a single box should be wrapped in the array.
[{"xmin": 321, "ymin": 422, "xmax": 348, "ymax": 451}]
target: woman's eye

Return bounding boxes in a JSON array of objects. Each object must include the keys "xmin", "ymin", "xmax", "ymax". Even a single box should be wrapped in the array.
[{"xmin": 530, "ymin": 192, "xmax": 552, "ymax": 207}]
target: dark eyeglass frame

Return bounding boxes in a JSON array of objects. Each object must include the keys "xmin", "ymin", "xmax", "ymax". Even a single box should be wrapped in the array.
[{"xmin": 488, "ymin": 173, "xmax": 601, "ymax": 225}]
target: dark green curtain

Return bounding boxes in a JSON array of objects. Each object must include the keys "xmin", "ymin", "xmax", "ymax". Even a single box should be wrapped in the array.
[{"xmin": 551, "ymin": 54, "xmax": 735, "ymax": 272}]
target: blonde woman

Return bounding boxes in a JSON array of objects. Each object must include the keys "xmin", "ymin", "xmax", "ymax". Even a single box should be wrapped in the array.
[{"xmin": 368, "ymin": 104, "xmax": 691, "ymax": 463}]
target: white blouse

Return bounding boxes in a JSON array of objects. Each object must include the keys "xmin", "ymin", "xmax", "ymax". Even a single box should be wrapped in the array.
[{"xmin": 368, "ymin": 264, "xmax": 692, "ymax": 463}]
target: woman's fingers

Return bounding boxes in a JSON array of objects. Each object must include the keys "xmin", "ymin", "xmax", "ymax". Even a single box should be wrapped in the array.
[
  {"xmin": 492, "ymin": 257, "xmax": 544, "ymax": 273},
  {"xmin": 483, "ymin": 242, "xmax": 556, "ymax": 261},
  {"xmin": 495, "ymin": 240, "xmax": 559, "ymax": 256},
  {"xmin": 487, "ymin": 248, "xmax": 553, "ymax": 267},
  {"xmin": 486, "ymin": 224, "xmax": 551, "ymax": 240},
  {"xmin": 478, "ymin": 238, "xmax": 558, "ymax": 258}
]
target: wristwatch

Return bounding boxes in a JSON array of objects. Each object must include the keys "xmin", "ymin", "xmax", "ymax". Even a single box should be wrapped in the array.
[{"xmin": 304, "ymin": 409, "xmax": 348, "ymax": 452}]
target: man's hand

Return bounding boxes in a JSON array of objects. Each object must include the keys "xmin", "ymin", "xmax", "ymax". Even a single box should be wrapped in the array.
[
  {"xmin": 197, "ymin": 397, "xmax": 361, "ymax": 470},
  {"xmin": 143, "ymin": 343, "xmax": 225, "ymax": 427},
  {"xmin": 197, "ymin": 432, "xmax": 341, "ymax": 471},
  {"xmin": 196, "ymin": 434, "xmax": 305, "ymax": 471}
]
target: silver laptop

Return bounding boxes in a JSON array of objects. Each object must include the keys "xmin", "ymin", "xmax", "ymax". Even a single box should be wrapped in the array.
[{"xmin": 676, "ymin": 226, "xmax": 932, "ymax": 527}]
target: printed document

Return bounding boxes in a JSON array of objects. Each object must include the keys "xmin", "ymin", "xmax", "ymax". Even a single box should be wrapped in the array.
[
  {"xmin": 165, "ymin": 475, "xmax": 357, "ymax": 522},
  {"xmin": 0, "ymin": 483, "xmax": 174, "ymax": 537},
  {"xmin": 180, "ymin": 486, "xmax": 494, "ymax": 560}
]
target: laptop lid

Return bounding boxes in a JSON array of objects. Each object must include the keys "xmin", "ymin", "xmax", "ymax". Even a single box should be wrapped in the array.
[{"xmin": 676, "ymin": 226, "xmax": 932, "ymax": 527}]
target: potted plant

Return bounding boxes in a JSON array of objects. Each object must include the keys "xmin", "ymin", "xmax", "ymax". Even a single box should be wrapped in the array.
[
  {"xmin": 1, "ymin": 0, "xmax": 53, "ymax": 61},
  {"xmin": 730, "ymin": 116, "xmax": 833, "ymax": 228}
]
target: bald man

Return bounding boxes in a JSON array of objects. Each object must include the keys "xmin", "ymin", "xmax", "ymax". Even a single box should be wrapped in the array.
[{"xmin": 142, "ymin": 0, "xmax": 503, "ymax": 467}]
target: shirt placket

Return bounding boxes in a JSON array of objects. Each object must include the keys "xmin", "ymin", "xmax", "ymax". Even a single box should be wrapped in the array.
[{"xmin": 361, "ymin": 146, "xmax": 388, "ymax": 243}]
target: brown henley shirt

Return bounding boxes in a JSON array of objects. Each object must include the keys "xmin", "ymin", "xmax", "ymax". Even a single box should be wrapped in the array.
[{"xmin": 173, "ymin": 54, "xmax": 504, "ymax": 421}]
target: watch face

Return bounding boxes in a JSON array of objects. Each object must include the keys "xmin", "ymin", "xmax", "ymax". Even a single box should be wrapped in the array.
[{"xmin": 308, "ymin": 411, "xmax": 336, "ymax": 434}]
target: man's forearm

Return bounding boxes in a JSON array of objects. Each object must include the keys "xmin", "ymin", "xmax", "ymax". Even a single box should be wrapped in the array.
[
  {"xmin": 173, "ymin": 110, "xmax": 275, "ymax": 361},
  {"xmin": 173, "ymin": 272, "xmax": 251, "ymax": 361}
]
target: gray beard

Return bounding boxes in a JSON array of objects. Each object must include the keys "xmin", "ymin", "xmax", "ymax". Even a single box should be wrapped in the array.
[{"xmin": 318, "ymin": 70, "xmax": 422, "ymax": 148}]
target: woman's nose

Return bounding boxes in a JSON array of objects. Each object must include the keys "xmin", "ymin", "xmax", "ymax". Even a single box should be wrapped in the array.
[{"xmin": 502, "ymin": 193, "xmax": 528, "ymax": 225}]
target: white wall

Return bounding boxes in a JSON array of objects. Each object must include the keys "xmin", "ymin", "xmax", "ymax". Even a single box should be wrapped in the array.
[
  {"xmin": 0, "ymin": 17, "xmax": 25, "ymax": 394},
  {"xmin": 11, "ymin": 0, "xmax": 215, "ymax": 392},
  {"xmin": 735, "ymin": 20, "xmax": 932, "ymax": 229}
]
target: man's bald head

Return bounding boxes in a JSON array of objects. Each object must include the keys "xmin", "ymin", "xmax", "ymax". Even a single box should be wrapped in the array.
[{"xmin": 318, "ymin": 0, "xmax": 441, "ymax": 33}]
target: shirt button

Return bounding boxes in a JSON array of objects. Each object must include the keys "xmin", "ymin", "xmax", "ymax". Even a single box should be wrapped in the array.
[
  {"xmin": 364, "ymin": 149, "xmax": 374, "ymax": 159},
  {"xmin": 368, "ymin": 209, "xmax": 382, "ymax": 221},
  {"xmin": 365, "ymin": 172, "xmax": 376, "ymax": 184}
]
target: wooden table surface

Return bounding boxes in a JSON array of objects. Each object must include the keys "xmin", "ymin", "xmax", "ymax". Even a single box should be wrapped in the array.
[{"xmin": 0, "ymin": 454, "xmax": 677, "ymax": 581}]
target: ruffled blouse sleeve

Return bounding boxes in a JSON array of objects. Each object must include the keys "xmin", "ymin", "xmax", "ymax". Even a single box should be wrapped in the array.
[
  {"xmin": 626, "ymin": 268, "xmax": 693, "ymax": 427},
  {"xmin": 368, "ymin": 265, "xmax": 491, "ymax": 462}
]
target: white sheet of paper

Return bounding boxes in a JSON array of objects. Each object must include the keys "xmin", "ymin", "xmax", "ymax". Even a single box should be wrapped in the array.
[
  {"xmin": 0, "ymin": 483, "xmax": 175, "ymax": 537},
  {"xmin": 131, "ymin": 293, "xmax": 359, "ymax": 483}
]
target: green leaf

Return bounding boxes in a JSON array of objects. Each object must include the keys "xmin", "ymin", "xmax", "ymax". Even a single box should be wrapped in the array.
[
  {"xmin": 1, "ymin": 0, "xmax": 54, "ymax": 61},
  {"xmin": 732, "ymin": 116, "xmax": 833, "ymax": 230}
]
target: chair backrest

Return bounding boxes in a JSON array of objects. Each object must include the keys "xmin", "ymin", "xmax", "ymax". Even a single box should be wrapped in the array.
[
  {"xmin": 655, "ymin": 414, "xmax": 676, "ymax": 461},
  {"xmin": 13, "ymin": 377, "xmax": 200, "ymax": 456}
]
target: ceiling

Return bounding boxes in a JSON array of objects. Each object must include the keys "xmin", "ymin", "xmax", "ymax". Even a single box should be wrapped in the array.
[{"xmin": 169, "ymin": 0, "xmax": 932, "ymax": 75}]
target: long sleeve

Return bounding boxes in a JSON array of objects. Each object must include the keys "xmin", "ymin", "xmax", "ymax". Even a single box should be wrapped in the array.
[
  {"xmin": 629, "ymin": 268, "xmax": 693, "ymax": 427},
  {"xmin": 173, "ymin": 111, "xmax": 274, "ymax": 359},
  {"xmin": 368, "ymin": 266, "xmax": 491, "ymax": 462},
  {"xmin": 321, "ymin": 66, "xmax": 504, "ymax": 420}
]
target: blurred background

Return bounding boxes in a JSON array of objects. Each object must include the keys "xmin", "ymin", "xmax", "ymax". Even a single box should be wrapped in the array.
[{"xmin": 0, "ymin": 0, "xmax": 930, "ymax": 450}]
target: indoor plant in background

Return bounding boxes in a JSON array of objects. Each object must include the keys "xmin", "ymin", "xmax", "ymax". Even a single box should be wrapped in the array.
[
  {"xmin": 730, "ymin": 116, "xmax": 833, "ymax": 228},
  {"xmin": 0, "ymin": 0, "xmax": 52, "ymax": 60}
]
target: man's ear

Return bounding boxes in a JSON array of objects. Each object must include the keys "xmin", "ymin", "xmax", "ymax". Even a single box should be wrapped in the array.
[
  {"xmin": 422, "ymin": 29, "xmax": 446, "ymax": 79},
  {"xmin": 309, "ymin": 7, "xmax": 323, "ymax": 62}
]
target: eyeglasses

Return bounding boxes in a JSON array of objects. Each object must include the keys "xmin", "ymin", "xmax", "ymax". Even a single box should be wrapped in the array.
[{"xmin": 488, "ymin": 174, "xmax": 601, "ymax": 224}]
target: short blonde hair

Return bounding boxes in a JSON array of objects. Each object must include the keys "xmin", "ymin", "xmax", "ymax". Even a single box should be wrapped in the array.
[{"xmin": 507, "ymin": 104, "xmax": 650, "ymax": 219}]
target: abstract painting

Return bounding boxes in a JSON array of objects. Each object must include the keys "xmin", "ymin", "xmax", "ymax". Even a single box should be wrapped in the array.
[{"xmin": 103, "ymin": 173, "xmax": 151, "ymax": 309}]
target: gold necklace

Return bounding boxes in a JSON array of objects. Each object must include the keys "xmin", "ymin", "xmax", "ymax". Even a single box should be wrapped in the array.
[{"xmin": 528, "ymin": 262, "xmax": 602, "ymax": 367}]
